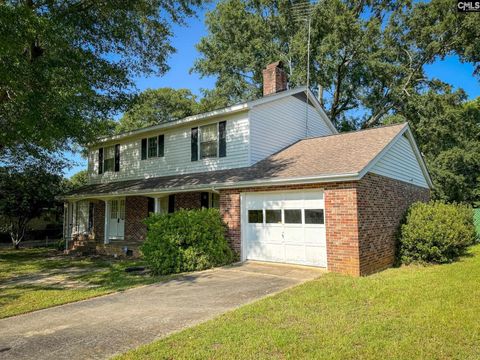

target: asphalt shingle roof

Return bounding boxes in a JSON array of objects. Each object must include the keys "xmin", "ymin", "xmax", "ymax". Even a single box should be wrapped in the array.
[{"xmin": 66, "ymin": 123, "xmax": 407, "ymax": 197}]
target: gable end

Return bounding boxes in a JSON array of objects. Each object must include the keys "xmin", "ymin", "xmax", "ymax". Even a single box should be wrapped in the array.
[{"xmin": 369, "ymin": 132, "xmax": 430, "ymax": 189}]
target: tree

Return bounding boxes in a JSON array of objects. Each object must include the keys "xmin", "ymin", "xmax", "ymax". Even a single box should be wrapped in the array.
[
  {"xmin": 0, "ymin": 165, "xmax": 64, "ymax": 248},
  {"xmin": 193, "ymin": 0, "xmax": 479, "ymax": 128},
  {"xmin": 68, "ymin": 169, "xmax": 89, "ymax": 190},
  {"xmin": 0, "ymin": 0, "xmax": 202, "ymax": 162},
  {"xmin": 117, "ymin": 88, "xmax": 199, "ymax": 133},
  {"xmin": 384, "ymin": 86, "xmax": 480, "ymax": 205}
]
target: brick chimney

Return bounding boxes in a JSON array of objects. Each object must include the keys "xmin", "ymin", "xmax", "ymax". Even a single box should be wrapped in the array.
[{"xmin": 262, "ymin": 61, "xmax": 287, "ymax": 96}]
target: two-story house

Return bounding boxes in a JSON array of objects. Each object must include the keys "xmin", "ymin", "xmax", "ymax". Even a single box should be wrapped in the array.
[{"xmin": 64, "ymin": 61, "xmax": 431, "ymax": 276}]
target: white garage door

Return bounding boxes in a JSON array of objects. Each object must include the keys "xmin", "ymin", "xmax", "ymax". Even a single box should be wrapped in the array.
[{"xmin": 242, "ymin": 191, "xmax": 327, "ymax": 267}]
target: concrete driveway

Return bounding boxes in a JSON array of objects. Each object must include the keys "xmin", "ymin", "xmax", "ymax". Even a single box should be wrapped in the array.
[{"xmin": 0, "ymin": 262, "xmax": 323, "ymax": 360}]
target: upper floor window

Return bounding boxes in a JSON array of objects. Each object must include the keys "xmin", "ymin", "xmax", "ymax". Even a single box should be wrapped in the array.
[
  {"xmin": 98, "ymin": 144, "xmax": 120, "ymax": 174},
  {"xmin": 200, "ymin": 123, "xmax": 218, "ymax": 159},
  {"xmin": 104, "ymin": 146, "xmax": 115, "ymax": 172},
  {"xmin": 191, "ymin": 121, "xmax": 226, "ymax": 161},
  {"xmin": 141, "ymin": 135, "xmax": 165, "ymax": 160},
  {"xmin": 148, "ymin": 137, "xmax": 158, "ymax": 158}
]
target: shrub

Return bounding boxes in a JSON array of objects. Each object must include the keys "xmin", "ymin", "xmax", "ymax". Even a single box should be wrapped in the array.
[
  {"xmin": 56, "ymin": 239, "xmax": 66, "ymax": 251},
  {"xmin": 141, "ymin": 209, "xmax": 235, "ymax": 275},
  {"xmin": 399, "ymin": 201, "xmax": 476, "ymax": 264}
]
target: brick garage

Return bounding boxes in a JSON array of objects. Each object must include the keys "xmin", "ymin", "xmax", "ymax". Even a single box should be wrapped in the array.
[{"xmin": 219, "ymin": 172, "xmax": 429, "ymax": 276}]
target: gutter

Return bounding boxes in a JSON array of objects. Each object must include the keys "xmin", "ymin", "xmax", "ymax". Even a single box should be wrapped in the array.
[{"xmin": 62, "ymin": 172, "xmax": 362, "ymax": 200}]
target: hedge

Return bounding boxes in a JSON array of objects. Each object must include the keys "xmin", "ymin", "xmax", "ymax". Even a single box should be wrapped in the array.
[
  {"xmin": 398, "ymin": 201, "xmax": 476, "ymax": 264},
  {"xmin": 141, "ymin": 209, "xmax": 235, "ymax": 275}
]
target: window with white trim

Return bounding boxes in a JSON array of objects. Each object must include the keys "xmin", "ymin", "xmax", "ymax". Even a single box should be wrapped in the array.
[
  {"xmin": 148, "ymin": 137, "xmax": 158, "ymax": 158},
  {"xmin": 141, "ymin": 135, "xmax": 165, "ymax": 160},
  {"xmin": 200, "ymin": 123, "xmax": 218, "ymax": 159},
  {"xmin": 103, "ymin": 146, "xmax": 115, "ymax": 172}
]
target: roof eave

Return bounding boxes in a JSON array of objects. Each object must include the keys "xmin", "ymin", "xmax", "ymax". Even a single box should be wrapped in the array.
[{"xmin": 62, "ymin": 172, "xmax": 362, "ymax": 201}]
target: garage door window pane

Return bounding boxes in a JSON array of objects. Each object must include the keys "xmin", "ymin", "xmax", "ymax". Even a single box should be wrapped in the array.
[
  {"xmin": 284, "ymin": 209, "xmax": 302, "ymax": 224},
  {"xmin": 305, "ymin": 209, "xmax": 324, "ymax": 224},
  {"xmin": 248, "ymin": 210, "xmax": 263, "ymax": 223},
  {"xmin": 265, "ymin": 210, "xmax": 282, "ymax": 223}
]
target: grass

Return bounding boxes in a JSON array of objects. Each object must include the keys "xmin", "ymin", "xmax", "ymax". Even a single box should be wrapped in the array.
[
  {"xmin": 118, "ymin": 244, "xmax": 480, "ymax": 360},
  {"xmin": 0, "ymin": 247, "xmax": 164, "ymax": 318}
]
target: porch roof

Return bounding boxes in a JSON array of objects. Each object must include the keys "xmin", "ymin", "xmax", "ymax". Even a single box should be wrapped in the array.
[{"xmin": 65, "ymin": 123, "xmax": 413, "ymax": 199}]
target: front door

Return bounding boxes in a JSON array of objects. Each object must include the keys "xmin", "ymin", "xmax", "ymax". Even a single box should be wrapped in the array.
[{"xmin": 109, "ymin": 199, "xmax": 125, "ymax": 240}]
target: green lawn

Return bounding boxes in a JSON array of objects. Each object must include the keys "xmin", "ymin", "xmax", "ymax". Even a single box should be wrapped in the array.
[
  {"xmin": 118, "ymin": 244, "xmax": 480, "ymax": 360},
  {"xmin": 0, "ymin": 247, "xmax": 164, "ymax": 318}
]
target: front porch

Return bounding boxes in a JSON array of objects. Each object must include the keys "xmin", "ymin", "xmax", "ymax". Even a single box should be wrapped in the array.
[{"xmin": 63, "ymin": 191, "xmax": 220, "ymax": 256}]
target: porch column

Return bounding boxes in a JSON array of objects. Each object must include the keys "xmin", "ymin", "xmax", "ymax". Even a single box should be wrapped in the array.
[
  {"xmin": 104, "ymin": 200, "xmax": 110, "ymax": 244},
  {"xmin": 72, "ymin": 201, "xmax": 78, "ymax": 234},
  {"xmin": 63, "ymin": 202, "xmax": 68, "ymax": 240},
  {"xmin": 154, "ymin": 197, "xmax": 161, "ymax": 214}
]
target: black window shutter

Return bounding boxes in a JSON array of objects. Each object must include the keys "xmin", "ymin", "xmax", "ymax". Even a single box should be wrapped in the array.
[
  {"xmin": 147, "ymin": 198, "xmax": 155, "ymax": 214},
  {"xmin": 219, "ymin": 121, "xmax": 226, "ymax": 158},
  {"xmin": 191, "ymin": 127, "xmax": 198, "ymax": 161},
  {"xmin": 168, "ymin": 195, "xmax": 175, "ymax": 213},
  {"xmin": 141, "ymin": 138, "xmax": 147, "ymax": 160},
  {"xmin": 114, "ymin": 144, "xmax": 120, "ymax": 172},
  {"xmin": 158, "ymin": 134, "xmax": 164, "ymax": 157},
  {"xmin": 98, "ymin": 148, "xmax": 103, "ymax": 174},
  {"xmin": 200, "ymin": 192, "xmax": 209, "ymax": 209}
]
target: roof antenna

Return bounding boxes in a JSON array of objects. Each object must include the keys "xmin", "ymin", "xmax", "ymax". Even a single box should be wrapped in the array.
[{"xmin": 292, "ymin": 0, "xmax": 317, "ymax": 138}]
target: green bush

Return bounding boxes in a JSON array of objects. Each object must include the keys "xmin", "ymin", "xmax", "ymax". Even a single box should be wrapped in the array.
[
  {"xmin": 399, "ymin": 201, "xmax": 476, "ymax": 264},
  {"xmin": 56, "ymin": 239, "xmax": 66, "ymax": 251},
  {"xmin": 141, "ymin": 209, "xmax": 235, "ymax": 275}
]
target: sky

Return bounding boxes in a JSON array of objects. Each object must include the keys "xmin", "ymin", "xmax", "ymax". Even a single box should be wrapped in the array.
[{"xmin": 64, "ymin": 5, "xmax": 480, "ymax": 178}]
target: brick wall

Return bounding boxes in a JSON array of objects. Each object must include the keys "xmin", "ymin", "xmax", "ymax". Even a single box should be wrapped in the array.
[
  {"xmin": 324, "ymin": 183, "xmax": 361, "ymax": 276},
  {"xmin": 356, "ymin": 173, "xmax": 430, "ymax": 275},
  {"xmin": 125, "ymin": 196, "xmax": 149, "ymax": 243},
  {"xmin": 174, "ymin": 192, "xmax": 202, "ymax": 211},
  {"xmin": 219, "ymin": 189, "xmax": 242, "ymax": 253},
  {"xmin": 92, "ymin": 200, "xmax": 105, "ymax": 244},
  {"xmin": 219, "ymin": 174, "xmax": 429, "ymax": 276}
]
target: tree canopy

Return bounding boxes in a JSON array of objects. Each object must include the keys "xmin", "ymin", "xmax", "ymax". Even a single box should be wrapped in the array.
[
  {"xmin": 192, "ymin": 0, "xmax": 479, "ymax": 204},
  {"xmin": 67, "ymin": 169, "xmax": 89, "ymax": 190},
  {"xmin": 0, "ymin": 165, "xmax": 64, "ymax": 248},
  {"xmin": 385, "ymin": 87, "xmax": 480, "ymax": 205},
  {"xmin": 193, "ymin": 0, "xmax": 479, "ymax": 128},
  {"xmin": 116, "ymin": 88, "xmax": 199, "ymax": 133},
  {"xmin": 0, "ymin": 0, "xmax": 202, "ymax": 163}
]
